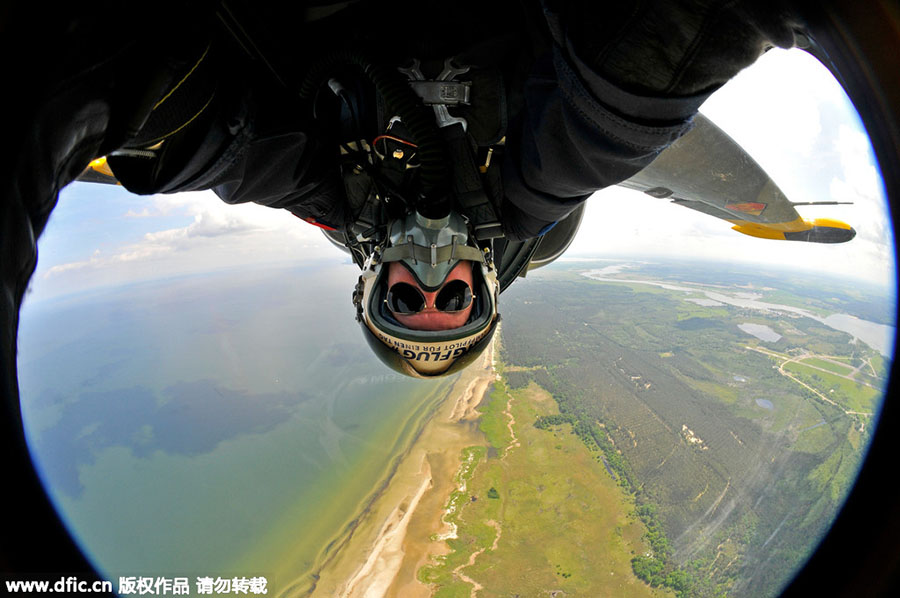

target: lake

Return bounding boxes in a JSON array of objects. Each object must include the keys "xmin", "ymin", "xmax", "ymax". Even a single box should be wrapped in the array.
[
  {"xmin": 739, "ymin": 323, "xmax": 783, "ymax": 342},
  {"xmin": 581, "ymin": 269, "xmax": 895, "ymax": 356}
]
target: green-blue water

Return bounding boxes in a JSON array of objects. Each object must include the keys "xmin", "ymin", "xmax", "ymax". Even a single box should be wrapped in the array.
[{"xmin": 18, "ymin": 263, "xmax": 448, "ymax": 593}]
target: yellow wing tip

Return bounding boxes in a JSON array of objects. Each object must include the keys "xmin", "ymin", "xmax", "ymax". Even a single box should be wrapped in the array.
[
  {"xmin": 76, "ymin": 156, "xmax": 120, "ymax": 185},
  {"xmin": 807, "ymin": 217, "xmax": 853, "ymax": 231},
  {"xmin": 730, "ymin": 223, "xmax": 786, "ymax": 240},
  {"xmin": 731, "ymin": 218, "xmax": 856, "ymax": 244}
]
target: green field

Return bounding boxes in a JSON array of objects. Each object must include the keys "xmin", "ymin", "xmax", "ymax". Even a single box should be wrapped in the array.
[
  {"xmin": 869, "ymin": 354, "xmax": 890, "ymax": 379},
  {"xmin": 420, "ymin": 380, "xmax": 668, "ymax": 598},
  {"xmin": 799, "ymin": 357, "xmax": 855, "ymax": 376},
  {"xmin": 784, "ymin": 361, "xmax": 880, "ymax": 413},
  {"xmin": 477, "ymin": 381, "xmax": 514, "ymax": 450}
]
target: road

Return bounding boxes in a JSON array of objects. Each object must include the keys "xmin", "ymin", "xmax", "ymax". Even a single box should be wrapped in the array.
[{"xmin": 745, "ymin": 346, "xmax": 876, "ymax": 417}]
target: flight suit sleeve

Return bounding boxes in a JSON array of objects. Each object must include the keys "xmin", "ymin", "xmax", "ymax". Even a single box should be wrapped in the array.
[
  {"xmin": 204, "ymin": 88, "xmax": 347, "ymax": 230},
  {"xmin": 126, "ymin": 78, "xmax": 348, "ymax": 231},
  {"xmin": 500, "ymin": 0, "xmax": 801, "ymax": 240},
  {"xmin": 102, "ymin": 50, "xmax": 348, "ymax": 232}
]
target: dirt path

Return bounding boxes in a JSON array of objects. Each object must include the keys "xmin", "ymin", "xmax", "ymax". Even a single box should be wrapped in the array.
[
  {"xmin": 449, "ymin": 367, "xmax": 518, "ymax": 596},
  {"xmin": 502, "ymin": 396, "xmax": 520, "ymax": 458},
  {"xmin": 453, "ymin": 552, "xmax": 485, "ymax": 598},
  {"xmin": 452, "ymin": 520, "xmax": 502, "ymax": 598}
]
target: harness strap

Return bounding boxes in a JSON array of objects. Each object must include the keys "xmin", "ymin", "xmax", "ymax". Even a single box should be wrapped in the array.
[
  {"xmin": 444, "ymin": 124, "xmax": 504, "ymax": 240},
  {"xmin": 381, "ymin": 242, "xmax": 484, "ymax": 266}
]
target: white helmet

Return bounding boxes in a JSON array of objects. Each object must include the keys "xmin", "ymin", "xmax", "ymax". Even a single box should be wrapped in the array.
[{"xmin": 352, "ymin": 210, "xmax": 500, "ymax": 377}]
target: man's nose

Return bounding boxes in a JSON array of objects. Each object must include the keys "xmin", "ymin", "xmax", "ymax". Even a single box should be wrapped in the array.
[{"xmin": 420, "ymin": 290, "xmax": 440, "ymax": 310}]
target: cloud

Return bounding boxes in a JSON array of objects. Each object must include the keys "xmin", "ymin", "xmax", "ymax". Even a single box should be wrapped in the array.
[
  {"xmin": 36, "ymin": 189, "xmax": 346, "ymax": 300},
  {"xmin": 701, "ymin": 49, "xmax": 843, "ymax": 139},
  {"xmin": 832, "ymin": 125, "xmax": 882, "ymax": 203},
  {"xmin": 123, "ymin": 207, "xmax": 153, "ymax": 218},
  {"xmin": 44, "ymin": 249, "xmax": 105, "ymax": 276},
  {"xmin": 820, "ymin": 124, "xmax": 896, "ymax": 284},
  {"xmin": 48, "ymin": 192, "xmax": 325, "ymax": 272},
  {"xmin": 698, "ymin": 48, "xmax": 855, "ymax": 205},
  {"xmin": 44, "ymin": 241, "xmax": 177, "ymax": 277}
]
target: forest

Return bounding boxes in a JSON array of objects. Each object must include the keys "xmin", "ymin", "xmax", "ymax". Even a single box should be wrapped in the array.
[{"xmin": 499, "ymin": 261, "xmax": 891, "ymax": 597}]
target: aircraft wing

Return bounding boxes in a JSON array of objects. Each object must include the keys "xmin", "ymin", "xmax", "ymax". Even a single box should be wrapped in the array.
[{"xmin": 619, "ymin": 113, "xmax": 856, "ymax": 243}]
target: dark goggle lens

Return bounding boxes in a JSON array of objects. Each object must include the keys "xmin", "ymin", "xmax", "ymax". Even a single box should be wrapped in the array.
[
  {"xmin": 435, "ymin": 280, "xmax": 473, "ymax": 312},
  {"xmin": 386, "ymin": 280, "xmax": 473, "ymax": 314},
  {"xmin": 387, "ymin": 283, "xmax": 425, "ymax": 314}
]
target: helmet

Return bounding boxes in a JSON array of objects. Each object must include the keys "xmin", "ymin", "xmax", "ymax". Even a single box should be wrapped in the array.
[
  {"xmin": 352, "ymin": 210, "xmax": 500, "ymax": 377},
  {"xmin": 320, "ymin": 60, "xmax": 567, "ymax": 377}
]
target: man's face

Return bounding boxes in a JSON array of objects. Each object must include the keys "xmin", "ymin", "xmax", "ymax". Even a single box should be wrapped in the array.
[{"xmin": 386, "ymin": 261, "xmax": 474, "ymax": 331}]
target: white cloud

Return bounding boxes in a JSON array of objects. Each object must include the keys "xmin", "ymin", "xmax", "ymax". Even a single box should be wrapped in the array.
[
  {"xmin": 38, "ymin": 190, "xmax": 347, "ymax": 299},
  {"xmin": 123, "ymin": 207, "xmax": 153, "ymax": 218},
  {"xmin": 832, "ymin": 124, "xmax": 882, "ymax": 202},
  {"xmin": 700, "ymin": 48, "xmax": 842, "ymax": 146}
]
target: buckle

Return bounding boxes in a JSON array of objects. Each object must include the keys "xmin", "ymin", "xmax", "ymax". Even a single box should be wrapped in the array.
[{"xmin": 473, "ymin": 222, "xmax": 504, "ymax": 240}]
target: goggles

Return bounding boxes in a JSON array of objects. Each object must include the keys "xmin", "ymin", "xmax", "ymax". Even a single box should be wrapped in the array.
[{"xmin": 385, "ymin": 280, "xmax": 473, "ymax": 315}]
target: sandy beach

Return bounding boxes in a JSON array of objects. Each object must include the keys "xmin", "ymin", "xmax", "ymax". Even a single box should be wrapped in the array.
[
  {"xmin": 339, "ymin": 458, "xmax": 433, "ymax": 598},
  {"xmin": 303, "ymin": 333, "xmax": 499, "ymax": 598}
]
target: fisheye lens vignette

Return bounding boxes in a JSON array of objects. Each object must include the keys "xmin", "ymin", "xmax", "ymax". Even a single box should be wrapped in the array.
[{"xmin": 17, "ymin": 47, "xmax": 895, "ymax": 598}]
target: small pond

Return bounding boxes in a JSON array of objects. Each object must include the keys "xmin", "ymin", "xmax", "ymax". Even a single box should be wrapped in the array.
[{"xmin": 738, "ymin": 323, "xmax": 782, "ymax": 342}]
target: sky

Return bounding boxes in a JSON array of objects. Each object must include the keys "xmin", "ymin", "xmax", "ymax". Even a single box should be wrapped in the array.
[
  {"xmin": 567, "ymin": 48, "xmax": 896, "ymax": 289},
  {"xmin": 25, "ymin": 48, "xmax": 897, "ymax": 306}
]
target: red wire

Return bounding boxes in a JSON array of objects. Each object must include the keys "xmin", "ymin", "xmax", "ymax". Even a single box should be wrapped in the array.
[{"xmin": 372, "ymin": 134, "xmax": 418, "ymax": 148}]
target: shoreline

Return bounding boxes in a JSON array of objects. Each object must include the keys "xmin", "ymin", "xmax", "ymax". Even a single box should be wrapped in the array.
[
  {"xmin": 271, "ymin": 379, "xmax": 455, "ymax": 598},
  {"xmin": 306, "ymin": 333, "xmax": 499, "ymax": 598},
  {"xmin": 339, "ymin": 458, "xmax": 433, "ymax": 598}
]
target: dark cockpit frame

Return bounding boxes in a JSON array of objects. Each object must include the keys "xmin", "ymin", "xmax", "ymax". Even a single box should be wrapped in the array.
[{"xmin": 1, "ymin": 1, "xmax": 898, "ymax": 595}]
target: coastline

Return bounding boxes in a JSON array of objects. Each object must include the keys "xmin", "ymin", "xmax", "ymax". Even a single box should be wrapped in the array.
[
  {"xmin": 339, "ymin": 458, "xmax": 433, "ymax": 598},
  {"xmin": 306, "ymin": 333, "xmax": 499, "ymax": 598}
]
